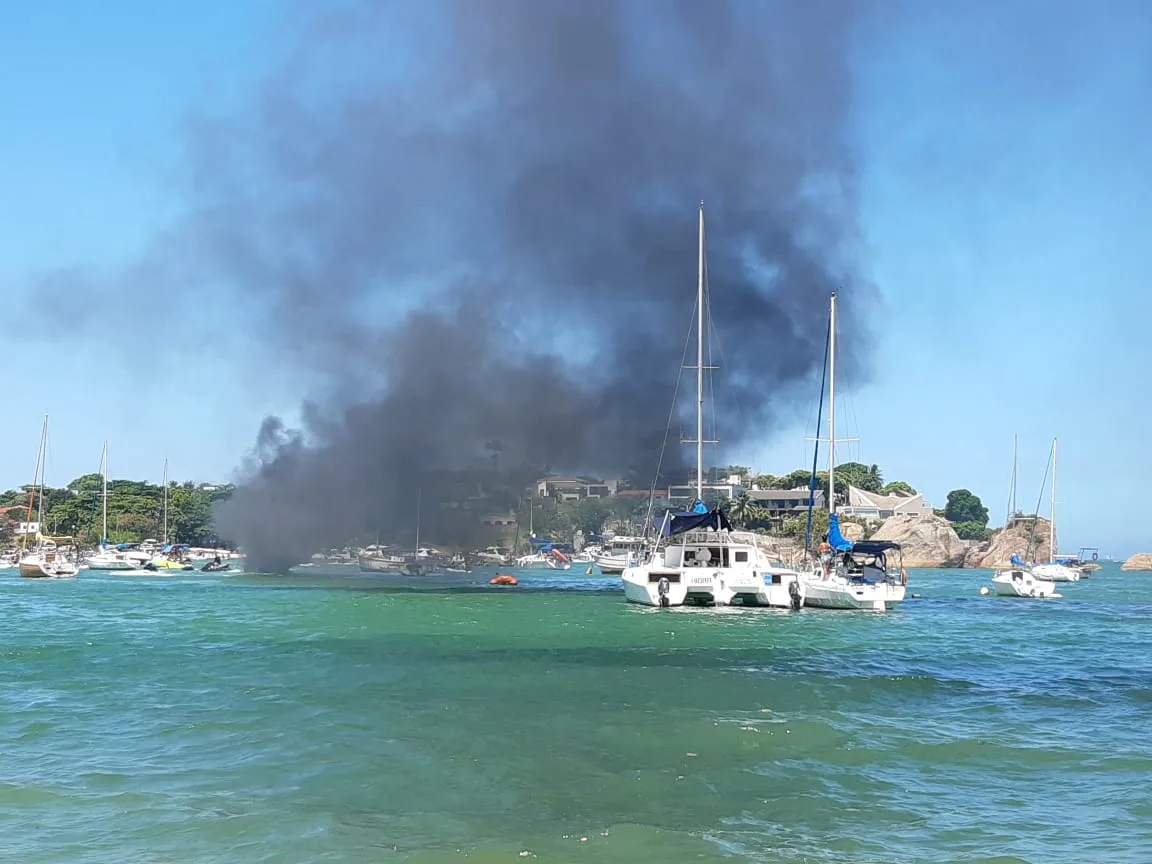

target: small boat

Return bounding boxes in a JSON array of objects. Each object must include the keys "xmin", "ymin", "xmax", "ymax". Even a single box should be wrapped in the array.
[
  {"xmin": 489, "ymin": 574, "xmax": 518, "ymax": 586},
  {"xmin": 991, "ymin": 557, "xmax": 1060, "ymax": 598},
  {"xmin": 20, "ymin": 542, "xmax": 79, "ymax": 579},
  {"xmin": 18, "ymin": 417, "xmax": 79, "ymax": 580},
  {"xmin": 201, "ymin": 559, "xmax": 232, "ymax": 573}
]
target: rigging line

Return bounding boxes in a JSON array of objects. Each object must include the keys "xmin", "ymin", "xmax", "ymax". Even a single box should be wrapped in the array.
[
  {"xmin": 1025, "ymin": 443, "xmax": 1054, "ymax": 560},
  {"xmin": 644, "ymin": 295, "xmax": 699, "ymax": 536},
  {"xmin": 702, "ymin": 261, "xmax": 743, "ymax": 429}
]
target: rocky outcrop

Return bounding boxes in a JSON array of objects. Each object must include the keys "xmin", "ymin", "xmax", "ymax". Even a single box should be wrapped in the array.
[
  {"xmin": 869, "ymin": 514, "xmax": 966, "ymax": 568},
  {"xmin": 1122, "ymin": 553, "xmax": 1152, "ymax": 571},
  {"xmin": 965, "ymin": 517, "xmax": 1054, "ymax": 569}
]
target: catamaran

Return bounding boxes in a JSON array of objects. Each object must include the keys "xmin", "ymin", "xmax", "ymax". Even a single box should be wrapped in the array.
[
  {"xmin": 620, "ymin": 203, "xmax": 805, "ymax": 609},
  {"xmin": 800, "ymin": 293, "xmax": 906, "ymax": 612}
]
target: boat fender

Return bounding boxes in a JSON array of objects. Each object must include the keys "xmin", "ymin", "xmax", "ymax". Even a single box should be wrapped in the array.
[
  {"xmin": 788, "ymin": 578, "xmax": 802, "ymax": 611},
  {"xmin": 1028, "ymin": 587, "xmax": 1036, "ymax": 597},
  {"xmin": 657, "ymin": 576, "xmax": 670, "ymax": 607}
]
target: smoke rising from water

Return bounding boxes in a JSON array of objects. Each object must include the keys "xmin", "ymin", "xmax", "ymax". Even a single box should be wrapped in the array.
[{"xmin": 190, "ymin": 0, "xmax": 873, "ymax": 570}]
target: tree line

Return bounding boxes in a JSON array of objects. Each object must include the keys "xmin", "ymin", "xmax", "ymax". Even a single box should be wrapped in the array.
[{"xmin": 0, "ymin": 474, "xmax": 235, "ymax": 546}]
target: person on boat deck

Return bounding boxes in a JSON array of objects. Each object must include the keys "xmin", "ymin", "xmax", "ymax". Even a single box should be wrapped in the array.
[{"xmin": 819, "ymin": 536, "xmax": 833, "ymax": 580}]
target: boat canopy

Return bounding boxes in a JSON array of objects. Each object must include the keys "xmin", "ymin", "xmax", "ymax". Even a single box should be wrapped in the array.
[
  {"xmin": 851, "ymin": 539, "xmax": 901, "ymax": 555},
  {"xmin": 666, "ymin": 506, "xmax": 732, "ymax": 537}
]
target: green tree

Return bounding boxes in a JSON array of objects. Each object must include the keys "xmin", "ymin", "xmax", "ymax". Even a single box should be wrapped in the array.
[
  {"xmin": 953, "ymin": 520, "xmax": 991, "ymax": 541},
  {"xmin": 879, "ymin": 481, "xmax": 917, "ymax": 496},
  {"xmin": 835, "ymin": 462, "xmax": 882, "ymax": 493},
  {"xmin": 944, "ymin": 489, "xmax": 989, "ymax": 526}
]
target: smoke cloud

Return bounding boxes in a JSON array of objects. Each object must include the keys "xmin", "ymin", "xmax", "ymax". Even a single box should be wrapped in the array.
[{"xmin": 112, "ymin": 0, "xmax": 880, "ymax": 569}]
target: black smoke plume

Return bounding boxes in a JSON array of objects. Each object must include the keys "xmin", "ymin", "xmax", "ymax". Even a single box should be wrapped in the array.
[{"xmin": 135, "ymin": 1, "xmax": 879, "ymax": 570}]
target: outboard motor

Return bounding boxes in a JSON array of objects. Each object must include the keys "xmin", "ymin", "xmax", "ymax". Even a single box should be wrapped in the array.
[
  {"xmin": 657, "ymin": 576, "xmax": 670, "ymax": 608},
  {"xmin": 788, "ymin": 578, "xmax": 802, "ymax": 611}
]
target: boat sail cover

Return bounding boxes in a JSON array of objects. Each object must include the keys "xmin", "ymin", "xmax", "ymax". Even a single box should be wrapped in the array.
[
  {"xmin": 828, "ymin": 513, "xmax": 854, "ymax": 552},
  {"xmin": 827, "ymin": 515, "xmax": 902, "ymax": 556},
  {"xmin": 665, "ymin": 506, "xmax": 732, "ymax": 537}
]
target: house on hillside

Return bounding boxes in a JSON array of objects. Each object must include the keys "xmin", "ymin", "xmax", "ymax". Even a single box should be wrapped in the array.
[
  {"xmin": 838, "ymin": 486, "xmax": 933, "ymax": 522},
  {"xmin": 666, "ymin": 482, "xmax": 742, "ymax": 507},
  {"xmin": 534, "ymin": 477, "xmax": 612, "ymax": 502},
  {"xmin": 747, "ymin": 489, "xmax": 826, "ymax": 526}
]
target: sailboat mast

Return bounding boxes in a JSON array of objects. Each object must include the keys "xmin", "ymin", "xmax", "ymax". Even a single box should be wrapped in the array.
[
  {"xmin": 828, "ymin": 293, "xmax": 838, "ymax": 516},
  {"xmin": 1008, "ymin": 433, "xmax": 1018, "ymax": 525},
  {"xmin": 162, "ymin": 458, "xmax": 169, "ymax": 542},
  {"xmin": 102, "ymin": 441, "xmax": 109, "ymax": 543},
  {"xmin": 1050, "ymin": 438, "xmax": 1057, "ymax": 558},
  {"xmin": 36, "ymin": 415, "xmax": 48, "ymax": 526},
  {"xmin": 415, "ymin": 487, "xmax": 421, "ymax": 553},
  {"xmin": 695, "ymin": 202, "xmax": 705, "ymax": 501}
]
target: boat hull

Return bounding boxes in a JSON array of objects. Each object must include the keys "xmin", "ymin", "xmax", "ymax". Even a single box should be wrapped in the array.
[
  {"xmin": 622, "ymin": 567, "xmax": 803, "ymax": 609},
  {"xmin": 19, "ymin": 559, "xmax": 78, "ymax": 579},
  {"xmin": 991, "ymin": 569, "xmax": 1059, "ymax": 598},
  {"xmin": 1031, "ymin": 563, "xmax": 1080, "ymax": 582},
  {"xmin": 803, "ymin": 578, "xmax": 905, "ymax": 611}
]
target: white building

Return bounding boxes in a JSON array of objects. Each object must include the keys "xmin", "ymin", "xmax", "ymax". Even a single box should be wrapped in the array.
[{"xmin": 838, "ymin": 486, "xmax": 933, "ymax": 522}]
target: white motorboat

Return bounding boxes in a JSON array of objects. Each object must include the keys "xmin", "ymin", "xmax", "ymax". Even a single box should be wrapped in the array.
[
  {"xmin": 594, "ymin": 536, "xmax": 646, "ymax": 574},
  {"xmin": 515, "ymin": 547, "xmax": 572, "ymax": 570},
  {"xmin": 991, "ymin": 564, "xmax": 1060, "ymax": 598}
]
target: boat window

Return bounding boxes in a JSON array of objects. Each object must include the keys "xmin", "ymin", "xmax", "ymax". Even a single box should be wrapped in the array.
[{"xmin": 734, "ymin": 551, "xmax": 748, "ymax": 563}]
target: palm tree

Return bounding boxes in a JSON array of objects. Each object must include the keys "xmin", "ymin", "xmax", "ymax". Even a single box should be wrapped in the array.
[
  {"xmin": 867, "ymin": 464, "xmax": 883, "ymax": 491},
  {"xmin": 728, "ymin": 492, "xmax": 752, "ymax": 527}
]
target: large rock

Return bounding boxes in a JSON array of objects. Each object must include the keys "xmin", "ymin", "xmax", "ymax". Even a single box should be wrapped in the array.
[
  {"xmin": 965, "ymin": 516, "xmax": 1055, "ymax": 569},
  {"xmin": 869, "ymin": 514, "xmax": 966, "ymax": 568},
  {"xmin": 1122, "ymin": 553, "xmax": 1152, "ymax": 571}
]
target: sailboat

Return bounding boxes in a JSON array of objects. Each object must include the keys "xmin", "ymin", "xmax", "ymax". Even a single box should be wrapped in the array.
[
  {"xmin": 1028, "ymin": 439, "xmax": 1079, "ymax": 582},
  {"xmin": 18, "ymin": 415, "xmax": 79, "ymax": 579},
  {"xmin": 801, "ymin": 293, "xmax": 907, "ymax": 611},
  {"xmin": 147, "ymin": 460, "xmax": 194, "ymax": 571},
  {"xmin": 85, "ymin": 443, "xmax": 151, "ymax": 572},
  {"xmin": 620, "ymin": 204, "xmax": 805, "ymax": 609},
  {"xmin": 990, "ymin": 436, "xmax": 1059, "ymax": 597}
]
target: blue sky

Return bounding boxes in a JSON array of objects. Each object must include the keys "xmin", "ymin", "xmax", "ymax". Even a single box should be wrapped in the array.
[{"xmin": 1, "ymin": 1, "xmax": 1148, "ymax": 555}]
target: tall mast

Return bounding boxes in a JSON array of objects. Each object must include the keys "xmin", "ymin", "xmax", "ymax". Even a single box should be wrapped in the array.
[
  {"xmin": 162, "ymin": 458, "xmax": 169, "ymax": 542},
  {"xmin": 695, "ymin": 202, "xmax": 705, "ymax": 501},
  {"xmin": 101, "ymin": 441, "xmax": 109, "ymax": 543},
  {"xmin": 828, "ymin": 293, "xmax": 838, "ymax": 515},
  {"xmin": 37, "ymin": 415, "xmax": 48, "ymax": 527},
  {"xmin": 1050, "ymin": 437, "xmax": 1057, "ymax": 559},
  {"xmin": 415, "ymin": 487, "xmax": 421, "ymax": 553}
]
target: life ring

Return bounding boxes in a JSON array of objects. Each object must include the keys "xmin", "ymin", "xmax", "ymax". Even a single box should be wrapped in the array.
[
  {"xmin": 489, "ymin": 574, "xmax": 518, "ymax": 586},
  {"xmin": 1092, "ymin": 551, "xmax": 1098, "ymax": 561}
]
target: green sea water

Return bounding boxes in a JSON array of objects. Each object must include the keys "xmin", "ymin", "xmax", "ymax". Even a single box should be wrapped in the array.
[{"xmin": 2, "ymin": 564, "xmax": 1150, "ymax": 863}]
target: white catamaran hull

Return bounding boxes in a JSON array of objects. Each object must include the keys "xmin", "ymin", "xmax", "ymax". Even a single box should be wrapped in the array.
[
  {"xmin": 622, "ymin": 567, "xmax": 803, "ymax": 609},
  {"xmin": 991, "ymin": 569, "xmax": 1060, "ymax": 598}
]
